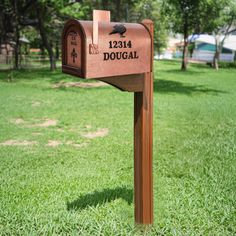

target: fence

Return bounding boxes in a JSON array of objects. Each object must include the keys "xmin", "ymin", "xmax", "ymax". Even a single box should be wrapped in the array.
[{"xmin": 0, "ymin": 54, "xmax": 60, "ymax": 70}]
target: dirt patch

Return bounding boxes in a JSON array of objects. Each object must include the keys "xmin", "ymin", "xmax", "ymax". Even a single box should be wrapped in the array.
[
  {"xmin": 82, "ymin": 128, "xmax": 109, "ymax": 139},
  {"xmin": 46, "ymin": 140, "xmax": 87, "ymax": 148},
  {"xmin": 32, "ymin": 101, "xmax": 41, "ymax": 107},
  {"xmin": 31, "ymin": 119, "xmax": 58, "ymax": 128},
  {"xmin": 32, "ymin": 132, "xmax": 43, "ymax": 136},
  {"xmin": 69, "ymin": 128, "xmax": 77, "ymax": 132},
  {"xmin": 11, "ymin": 118, "xmax": 57, "ymax": 128},
  {"xmin": 65, "ymin": 141, "xmax": 73, "ymax": 145},
  {"xmin": 65, "ymin": 141, "xmax": 88, "ymax": 148},
  {"xmin": 46, "ymin": 140, "xmax": 62, "ymax": 147},
  {"xmin": 72, "ymin": 143, "xmax": 88, "ymax": 148},
  {"xmin": 56, "ymin": 128, "xmax": 65, "ymax": 132},
  {"xmin": 0, "ymin": 140, "xmax": 37, "ymax": 146},
  {"xmin": 10, "ymin": 118, "xmax": 24, "ymax": 124},
  {"xmin": 52, "ymin": 81, "xmax": 108, "ymax": 89}
]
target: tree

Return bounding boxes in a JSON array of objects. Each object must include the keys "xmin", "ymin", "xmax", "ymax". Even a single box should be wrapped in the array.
[
  {"xmin": 134, "ymin": 0, "xmax": 168, "ymax": 56},
  {"xmin": 0, "ymin": 0, "xmax": 20, "ymax": 69},
  {"xmin": 163, "ymin": 0, "xmax": 201, "ymax": 70},
  {"xmin": 199, "ymin": 0, "xmax": 236, "ymax": 69},
  {"xmin": 11, "ymin": 0, "xmax": 20, "ymax": 69},
  {"xmin": 34, "ymin": 0, "xmax": 93, "ymax": 70},
  {"xmin": 34, "ymin": 2, "xmax": 57, "ymax": 71},
  {"xmin": 0, "ymin": 0, "xmax": 38, "ymax": 69}
]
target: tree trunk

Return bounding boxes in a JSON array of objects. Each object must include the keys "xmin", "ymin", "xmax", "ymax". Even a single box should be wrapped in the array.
[
  {"xmin": 0, "ymin": 1, "xmax": 4, "ymax": 55},
  {"xmin": 12, "ymin": 0, "xmax": 20, "ymax": 69},
  {"xmin": 212, "ymin": 25, "xmax": 232, "ymax": 70},
  {"xmin": 213, "ymin": 50, "xmax": 220, "ymax": 70},
  {"xmin": 36, "ymin": 4, "xmax": 56, "ymax": 71},
  {"xmin": 40, "ymin": 45, "xmax": 45, "ymax": 59},
  {"xmin": 181, "ymin": 41, "xmax": 188, "ymax": 71},
  {"xmin": 181, "ymin": 19, "xmax": 188, "ymax": 71},
  {"xmin": 5, "ymin": 45, "xmax": 9, "ymax": 64},
  {"xmin": 55, "ymin": 41, "xmax": 60, "ymax": 60},
  {"xmin": 213, "ymin": 37, "xmax": 220, "ymax": 70},
  {"xmin": 14, "ymin": 33, "xmax": 20, "ymax": 69}
]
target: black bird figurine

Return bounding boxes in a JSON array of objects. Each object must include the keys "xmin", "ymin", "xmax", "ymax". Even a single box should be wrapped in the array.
[{"xmin": 109, "ymin": 24, "xmax": 126, "ymax": 38}]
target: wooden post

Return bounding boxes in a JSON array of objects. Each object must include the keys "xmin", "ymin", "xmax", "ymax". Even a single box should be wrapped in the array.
[
  {"xmin": 62, "ymin": 15, "xmax": 154, "ymax": 225},
  {"xmin": 134, "ymin": 20, "xmax": 154, "ymax": 224}
]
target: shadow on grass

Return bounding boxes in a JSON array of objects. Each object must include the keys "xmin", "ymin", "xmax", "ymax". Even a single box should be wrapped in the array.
[
  {"xmin": 0, "ymin": 68, "xmax": 109, "ymax": 88},
  {"xmin": 67, "ymin": 186, "xmax": 133, "ymax": 211},
  {"xmin": 154, "ymin": 79, "xmax": 226, "ymax": 95},
  {"xmin": 162, "ymin": 69, "xmax": 205, "ymax": 74}
]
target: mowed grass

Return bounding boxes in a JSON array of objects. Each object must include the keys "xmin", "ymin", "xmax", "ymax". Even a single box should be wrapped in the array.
[{"xmin": 0, "ymin": 61, "xmax": 235, "ymax": 235}]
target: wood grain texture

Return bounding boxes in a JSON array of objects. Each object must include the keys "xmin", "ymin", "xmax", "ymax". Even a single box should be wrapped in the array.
[
  {"xmin": 92, "ymin": 10, "xmax": 110, "ymax": 45},
  {"xmin": 134, "ymin": 19, "xmax": 154, "ymax": 224},
  {"xmin": 134, "ymin": 72, "xmax": 153, "ymax": 224},
  {"xmin": 99, "ymin": 74, "xmax": 144, "ymax": 92},
  {"xmin": 62, "ymin": 16, "xmax": 154, "ymax": 225},
  {"xmin": 62, "ymin": 20, "xmax": 86, "ymax": 78},
  {"xmin": 62, "ymin": 20, "xmax": 151, "ymax": 79}
]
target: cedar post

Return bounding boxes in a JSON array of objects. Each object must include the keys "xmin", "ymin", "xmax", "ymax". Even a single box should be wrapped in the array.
[
  {"xmin": 134, "ymin": 20, "xmax": 154, "ymax": 224},
  {"xmin": 62, "ymin": 14, "xmax": 154, "ymax": 225}
]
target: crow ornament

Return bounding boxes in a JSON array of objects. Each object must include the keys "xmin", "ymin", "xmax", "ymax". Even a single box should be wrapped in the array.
[{"xmin": 109, "ymin": 24, "xmax": 126, "ymax": 38}]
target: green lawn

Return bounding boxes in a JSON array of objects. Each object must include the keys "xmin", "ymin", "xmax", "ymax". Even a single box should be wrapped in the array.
[{"xmin": 0, "ymin": 61, "xmax": 235, "ymax": 235}]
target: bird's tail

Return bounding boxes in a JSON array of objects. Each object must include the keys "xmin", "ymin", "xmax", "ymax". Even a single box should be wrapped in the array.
[{"xmin": 109, "ymin": 31, "xmax": 116, "ymax": 35}]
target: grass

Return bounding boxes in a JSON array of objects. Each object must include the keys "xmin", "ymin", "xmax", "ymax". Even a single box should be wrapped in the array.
[{"xmin": 0, "ymin": 61, "xmax": 235, "ymax": 235}]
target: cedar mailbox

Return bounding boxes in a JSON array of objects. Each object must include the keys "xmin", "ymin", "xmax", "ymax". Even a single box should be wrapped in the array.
[
  {"xmin": 62, "ymin": 20, "xmax": 152, "ymax": 78},
  {"xmin": 62, "ymin": 10, "xmax": 154, "ymax": 225}
]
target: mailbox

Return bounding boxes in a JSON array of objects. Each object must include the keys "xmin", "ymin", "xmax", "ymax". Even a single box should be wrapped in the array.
[
  {"xmin": 62, "ymin": 19, "xmax": 152, "ymax": 78},
  {"xmin": 62, "ymin": 10, "xmax": 154, "ymax": 225}
]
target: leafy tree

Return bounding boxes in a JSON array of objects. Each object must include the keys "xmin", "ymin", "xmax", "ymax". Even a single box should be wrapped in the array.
[
  {"xmin": 1, "ymin": 0, "xmax": 86, "ymax": 70},
  {"xmin": 163, "ymin": 0, "xmax": 201, "ymax": 70},
  {"xmin": 0, "ymin": 0, "xmax": 38, "ymax": 69},
  {"xmin": 34, "ymin": 1, "xmax": 59, "ymax": 70},
  {"xmin": 199, "ymin": 0, "xmax": 236, "ymax": 69},
  {"xmin": 134, "ymin": 0, "xmax": 167, "ymax": 56}
]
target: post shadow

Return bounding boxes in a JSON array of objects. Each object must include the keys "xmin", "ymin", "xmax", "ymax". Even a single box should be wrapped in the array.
[
  {"xmin": 67, "ymin": 186, "xmax": 133, "ymax": 211},
  {"xmin": 154, "ymin": 79, "xmax": 226, "ymax": 95}
]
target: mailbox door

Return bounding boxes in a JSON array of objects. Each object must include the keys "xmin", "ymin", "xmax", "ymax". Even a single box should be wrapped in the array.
[{"xmin": 62, "ymin": 21, "xmax": 85, "ymax": 77}]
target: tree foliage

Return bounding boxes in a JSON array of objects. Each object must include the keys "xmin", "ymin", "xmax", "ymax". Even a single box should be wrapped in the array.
[
  {"xmin": 163, "ymin": 0, "xmax": 236, "ymax": 70},
  {"xmin": 134, "ymin": 0, "xmax": 167, "ymax": 54},
  {"xmin": 1, "ymin": 0, "xmax": 235, "ymax": 71},
  {"xmin": 198, "ymin": 0, "xmax": 236, "ymax": 69},
  {"xmin": 163, "ymin": 0, "xmax": 202, "ymax": 70}
]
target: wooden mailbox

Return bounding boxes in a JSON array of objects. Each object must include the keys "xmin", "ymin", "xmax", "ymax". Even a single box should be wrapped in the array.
[
  {"xmin": 62, "ymin": 10, "xmax": 154, "ymax": 225},
  {"xmin": 62, "ymin": 21, "xmax": 152, "ymax": 78}
]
